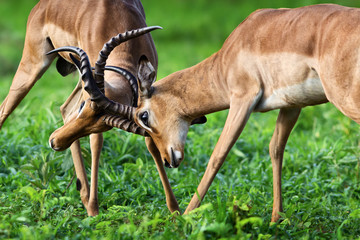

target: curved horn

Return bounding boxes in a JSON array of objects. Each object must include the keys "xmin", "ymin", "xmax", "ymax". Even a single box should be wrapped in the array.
[
  {"xmin": 94, "ymin": 26, "xmax": 162, "ymax": 94},
  {"xmin": 47, "ymin": 47, "xmax": 135, "ymax": 120},
  {"xmin": 103, "ymin": 114, "xmax": 148, "ymax": 137},
  {"xmin": 92, "ymin": 66, "xmax": 138, "ymax": 107},
  {"xmin": 47, "ymin": 47, "xmax": 93, "ymax": 86}
]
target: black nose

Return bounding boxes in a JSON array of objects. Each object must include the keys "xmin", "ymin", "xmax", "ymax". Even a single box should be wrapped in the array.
[
  {"xmin": 50, "ymin": 138, "xmax": 55, "ymax": 149},
  {"xmin": 164, "ymin": 159, "xmax": 172, "ymax": 168},
  {"xmin": 49, "ymin": 138, "xmax": 61, "ymax": 151},
  {"xmin": 170, "ymin": 148, "xmax": 180, "ymax": 168}
]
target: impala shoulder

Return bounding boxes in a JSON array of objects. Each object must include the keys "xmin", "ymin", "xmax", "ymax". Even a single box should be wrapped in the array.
[{"xmin": 245, "ymin": 7, "xmax": 287, "ymax": 21}]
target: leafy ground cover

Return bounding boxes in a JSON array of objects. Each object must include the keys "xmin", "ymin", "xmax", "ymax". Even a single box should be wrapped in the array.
[{"xmin": 0, "ymin": 0, "xmax": 360, "ymax": 239}]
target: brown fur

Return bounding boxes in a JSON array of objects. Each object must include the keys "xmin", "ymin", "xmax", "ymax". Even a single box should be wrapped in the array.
[
  {"xmin": 134, "ymin": 4, "xmax": 360, "ymax": 222},
  {"xmin": 0, "ymin": 0, "xmax": 179, "ymax": 216}
]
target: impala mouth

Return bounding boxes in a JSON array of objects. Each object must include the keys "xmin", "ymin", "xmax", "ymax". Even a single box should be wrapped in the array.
[
  {"xmin": 49, "ymin": 138, "xmax": 63, "ymax": 151},
  {"xmin": 163, "ymin": 149, "xmax": 182, "ymax": 168},
  {"xmin": 164, "ymin": 159, "xmax": 172, "ymax": 168},
  {"xmin": 170, "ymin": 148, "xmax": 181, "ymax": 168}
]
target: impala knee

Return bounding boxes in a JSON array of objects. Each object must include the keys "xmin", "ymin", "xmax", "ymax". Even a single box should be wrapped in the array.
[{"xmin": 269, "ymin": 142, "xmax": 284, "ymax": 161}]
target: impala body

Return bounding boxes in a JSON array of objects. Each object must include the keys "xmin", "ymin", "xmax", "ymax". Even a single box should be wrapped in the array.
[
  {"xmin": 0, "ymin": 0, "xmax": 179, "ymax": 216},
  {"xmin": 122, "ymin": 4, "xmax": 359, "ymax": 221}
]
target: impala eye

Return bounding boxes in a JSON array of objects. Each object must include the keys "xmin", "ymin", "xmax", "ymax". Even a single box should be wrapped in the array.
[
  {"xmin": 140, "ymin": 111, "xmax": 149, "ymax": 127},
  {"xmin": 79, "ymin": 101, "xmax": 85, "ymax": 113}
]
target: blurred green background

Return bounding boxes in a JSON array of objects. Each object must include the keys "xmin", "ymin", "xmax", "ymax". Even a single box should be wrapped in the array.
[
  {"xmin": 1, "ymin": 0, "xmax": 360, "ymax": 239},
  {"xmin": 1, "ymin": 0, "xmax": 360, "ymax": 87}
]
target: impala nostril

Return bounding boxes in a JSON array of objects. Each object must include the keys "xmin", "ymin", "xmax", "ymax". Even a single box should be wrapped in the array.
[
  {"xmin": 49, "ymin": 138, "xmax": 55, "ymax": 149},
  {"xmin": 170, "ymin": 148, "xmax": 181, "ymax": 168},
  {"xmin": 49, "ymin": 138, "xmax": 62, "ymax": 151},
  {"xmin": 164, "ymin": 159, "xmax": 172, "ymax": 168}
]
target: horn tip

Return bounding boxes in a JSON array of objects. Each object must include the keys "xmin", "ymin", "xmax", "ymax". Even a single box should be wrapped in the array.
[
  {"xmin": 146, "ymin": 26, "xmax": 163, "ymax": 31},
  {"xmin": 152, "ymin": 26, "xmax": 163, "ymax": 30}
]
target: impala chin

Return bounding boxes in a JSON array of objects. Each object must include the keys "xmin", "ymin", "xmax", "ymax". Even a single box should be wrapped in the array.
[{"xmin": 163, "ymin": 147, "xmax": 183, "ymax": 168}]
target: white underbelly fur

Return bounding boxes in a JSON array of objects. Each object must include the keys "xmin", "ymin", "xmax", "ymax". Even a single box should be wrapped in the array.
[{"xmin": 255, "ymin": 77, "xmax": 327, "ymax": 112}]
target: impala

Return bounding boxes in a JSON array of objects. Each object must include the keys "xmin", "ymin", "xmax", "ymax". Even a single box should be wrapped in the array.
[
  {"xmin": 78, "ymin": 4, "xmax": 360, "ymax": 221},
  {"xmin": 0, "ymin": 0, "xmax": 180, "ymax": 216}
]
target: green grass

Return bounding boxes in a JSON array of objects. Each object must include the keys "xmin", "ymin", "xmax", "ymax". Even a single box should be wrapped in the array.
[{"xmin": 1, "ymin": 0, "xmax": 360, "ymax": 239}]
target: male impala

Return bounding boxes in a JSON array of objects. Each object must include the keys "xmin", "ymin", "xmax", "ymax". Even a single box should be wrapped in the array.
[
  {"xmin": 0, "ymin": 0, "xmax": 179, "ymax": 216},
  {"xmin": 79, "ymin": 4, "xmax": 360, "ymax": 221}
]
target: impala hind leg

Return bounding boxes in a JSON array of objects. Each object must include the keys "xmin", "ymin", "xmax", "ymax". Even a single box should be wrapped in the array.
[
  {"xmin": 145, "ymin": 137, "xmax": 180, "ymax": 213},
  {"xmin": 184, "ymin": 91, "xmax": 262, "ymax": 214},
  {"xmin": 269, "ymin": 108, "xmax": 301, "ymax": 222},
  {"xmin": 0, "ymin": 37, "xmax": 56, "ymax": 128}
]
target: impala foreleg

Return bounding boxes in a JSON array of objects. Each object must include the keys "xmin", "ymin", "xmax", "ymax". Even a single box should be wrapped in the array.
[
  {"xmin": 88, "ymin": 133, "xmax": 103, "ymax": 216},
  {"xmin": 60, "ymin": 88, "xmax": 92, "ymax": 213},
  {"xmin": 269, "ymin": 108, "xmax": 301, "ymax": 222},
  {"xmin": 184, "ymin": 91, "xmax": 262, "ymax": 214},
  {"xmin": 145, "ymin": 137, "xmax": 180, "ymax": 213},
  {"xmin": 70, "ymin": 140, "xmax": 90, "ymax": 209}
]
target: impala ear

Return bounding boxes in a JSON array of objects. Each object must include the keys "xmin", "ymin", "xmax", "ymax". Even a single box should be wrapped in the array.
[
  {"xmin": 137, "ymin": 55, "xmax": 156, "ymax": 98},
  {"xmin": 191, "ymin": 116, "xmax": 207, "ymax": 125}
]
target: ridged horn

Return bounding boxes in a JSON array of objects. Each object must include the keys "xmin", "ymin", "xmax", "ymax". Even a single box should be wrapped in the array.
[
  {"xmin": 46, "ymin": 26, "xmax": 161, "ymax": 118},
  {"xmin": 92, "ymin": 66, "xmax": 138, "ymax": 107},
  {"xmin": 94, "ymin": 26, "xmax": 162, "ymax": 94},
  {"xmin": 47, "ymin": 46, "xmax": 135, "ymax": 120},
  {"xmin": 103, "ymin": 115, "xmax": 148, "ymax": 137}
]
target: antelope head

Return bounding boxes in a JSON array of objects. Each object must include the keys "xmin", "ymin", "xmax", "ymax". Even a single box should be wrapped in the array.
[
  {"xmin": 69, "ymin": 50, "xmax": 206, "ymax": 167},
  {"xmin": 133, "ymin": 57, "xmax": 207, "ymax": 168},
  {"xmin": 48, "ymin": 27, "xmax": 160, "ymax": 151}
]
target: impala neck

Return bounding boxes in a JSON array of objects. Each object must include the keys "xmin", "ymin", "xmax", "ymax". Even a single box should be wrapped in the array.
[
  {"xmin": 153, "ymin": 52, "xmax": 230, "ymax": 120},
  {"xmin": 106, "ymin": 52, "xmax": 137, "ymax": 77}
]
